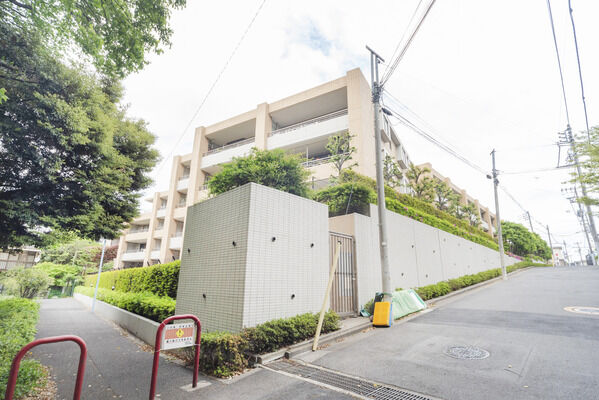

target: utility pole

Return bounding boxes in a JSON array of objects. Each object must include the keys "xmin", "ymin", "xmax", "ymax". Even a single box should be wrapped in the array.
[
  {"xmin": 489, "ymin": 149, "xmax": 506, "ymax": 279},
  {"xmin": 526, "ymin": 211, "xmax": 534, "ymax": 233},
  {"xmin": 546, "ymin": 225, "xmax": 554, "ymax": 266},
  {"xmin": 563, "ymin": 240, "xmax": 569, "ymax": 266},
  {"xmin": 367, "ymin": 46, "xmax": 392, "ymax": 300},
  {"xmin": 566, "ymin": 126, "xmax": 598, "ymax": 265},
  {"xmin": 92, "ymin": 238, "xmax": 107, "ymax": 313},
  {"xmin": 576, "ymin": 242, "xmax": 583, "ymax": 265},
  {"xmin": 563, "ymin": 186, "xmax": 593, "ymax": 258}
]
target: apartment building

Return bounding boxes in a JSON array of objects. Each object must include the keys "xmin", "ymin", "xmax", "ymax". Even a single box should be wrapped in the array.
[
  {"xmin": 0, "ymin": 247, "xmax": 41, "ymax": 270},
  {"xmin": 114, "ymin": 68, "xmax": 491, "ymax": 268},
  {"xmin": 418, "ymin": 162, "xmax": 497, "ymax": 236}
]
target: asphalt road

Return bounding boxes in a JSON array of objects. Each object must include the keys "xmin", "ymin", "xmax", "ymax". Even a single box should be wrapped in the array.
[
  {"xmin": 297, "ymin": 266, "xmax": 599, "ymax": 399},
  {"xmin": 33, "ymin": 298, "xmax": 352, "ymax": 400}
]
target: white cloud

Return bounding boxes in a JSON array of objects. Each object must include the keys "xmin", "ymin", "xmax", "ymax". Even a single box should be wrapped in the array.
[{"xmin": 122, "ymin": 0, "xmax": 599, "ymax": 259}]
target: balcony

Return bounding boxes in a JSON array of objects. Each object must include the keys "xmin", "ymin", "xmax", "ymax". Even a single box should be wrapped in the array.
[
  {"xmin": 150, "ymin": 250, "xmax": 160, "ymax": 260},
  {"xmin": 201, "ymin": 137, "xmax": 255, "ymax": 169},
  {"xmin": 268, "ymin": 109, "xmax": 348, "ymax": 150},
  {"xmin": 122, "ymin": 251, "xmax": 145, "ymax": 262},
  {"xmin": 177, "ymin": 177, "xmax": 189, "ymax": 191},
  {"xmin": 125, "ymin": 231, "xmax": 149, "ymax": 242},
  {"xmin": 169, "ymin": 236, "xmax": 182, "ymax": 250},
  {"xmin": 156, "ymin": 207, "xmax": 167, "ymax": 218}
]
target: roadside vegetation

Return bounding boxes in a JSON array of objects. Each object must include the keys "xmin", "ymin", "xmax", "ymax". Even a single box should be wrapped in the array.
[
  {"xmin": 75, "ymin": 260, "xmax": 340, "ymax": 377},
  {"xmin": 0, "ymin": 297, "xmax": 44, "ymax": 400}
]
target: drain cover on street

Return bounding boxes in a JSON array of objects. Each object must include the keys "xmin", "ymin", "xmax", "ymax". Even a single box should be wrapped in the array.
[
  {"xmin": 564, "ymin": 306, "xmax": 599, "ymax": 315},
  {"xmin": 444, "ymin": 346, "xmax": 490, "ymax": 360}
]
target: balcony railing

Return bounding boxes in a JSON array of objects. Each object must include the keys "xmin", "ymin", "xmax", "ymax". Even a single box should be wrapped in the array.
[
  {"xmin": 129, "ymin": 226, "xmax": 149, "ymax": 233},
  {"xmin": 301, "ymin": 153, "xmax": 348, "ymax": 168},
  {"xmin": 179, "ymin": 174, "xmax": 190, "ymax": 180},
  {"xmin": 172, "ymin": 231, "xmax": 183, "ymax": 238},
  {"xmin": 203, "ymin": 137, "xmax": 255, "ymax": 156},
  {"xmin": 270, "ymin": 108, "xmax": 348, "ymax": 137}
]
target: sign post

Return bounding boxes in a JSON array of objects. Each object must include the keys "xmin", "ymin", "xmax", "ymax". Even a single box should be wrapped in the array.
[{"xmin": 149, "ymin": 315, "xmax": 201, "ymax": 400}]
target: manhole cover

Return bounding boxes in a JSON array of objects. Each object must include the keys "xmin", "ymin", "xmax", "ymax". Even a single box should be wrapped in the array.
[
  {"xmin": 444, "ymin": 346, "xmax": 490, "ymax": 360},
  {"xmin": 564, "ymin": 306, "xmax": 599, "ymax": 315}
]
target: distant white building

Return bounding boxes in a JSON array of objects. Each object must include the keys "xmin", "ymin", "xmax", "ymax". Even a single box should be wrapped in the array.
[{"xmin": 552, "ymin": 245, "xmax": 566, "ymax": 266}]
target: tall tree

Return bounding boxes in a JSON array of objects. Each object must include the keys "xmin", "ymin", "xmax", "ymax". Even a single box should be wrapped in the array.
[
  {"xmin": 208, "ymin": 149, "xmax": 310, "ymax": 197},
  {"xmin": 406, "ymin": 165, "xmax": 434, "ymax": 202},
  {"xmin": 0, "ymin": 25, "xmax": 159, "ymax": 249},
  {"xmin": 462, "ymin": 203, "xmax": 481, "ymax": 228},
  {"xmin": 501, "ymin": 221, "xmax": 551, "ymax": 259},
  {"xmin": 573, "ymin": 126, "xmax": 599, "ymax": 207},
  {"xmin": 1, "ymin": 0, "xmax": 186, "ymax": 79},
  {"xmin": 383, "ymin": 155, "xmax": 403, "ymax": 188},
  {"xmin": 433, "ymin": 181, "xmax": 456, "ymax": 211},
  {"xmin": 326, "ymin": 131, "xmax": 357, "ymax": 177}
]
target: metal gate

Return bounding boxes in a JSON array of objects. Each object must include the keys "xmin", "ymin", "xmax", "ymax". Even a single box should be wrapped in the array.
[{"xmin": 329, "ymin": 232, "xmax": 357, "ymax": 316}]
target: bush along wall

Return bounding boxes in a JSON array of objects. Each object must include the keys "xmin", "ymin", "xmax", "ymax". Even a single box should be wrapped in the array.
[
  {"xmin": 75, "ymin": 286, "xmax": 176, "ymax": 322},
  {"xmin": 414, "ymin": 260, "xmax": 550, "ymax": 301},
  {"xmin": 0, "ymin": 298, "xmax": 44, "ymax": 400},
  {"xmin": 84, "ymin": 260, "xmax": 180, "ymax": 298},
  {"xmin": 385, "ymin": 198, "xmax": 499, "ymax": 251},
  {"xmin": 75, "ymin": 284, "xmax": 341, "ymax": 378}
]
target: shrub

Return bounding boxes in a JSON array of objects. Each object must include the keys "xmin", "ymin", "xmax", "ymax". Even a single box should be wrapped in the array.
[
  {"xmin": 0, "ymin": 298, "xmax": 44, "ymax": 399},
  {"xmin": 0, "ymin": 268, "xmax": 53, "ymax": 298},
  {"xmin": 242, "ymin": 311, "xmax": 340, "ymax": 354},
  {"xmin": 75, "ymin": 286, "xmax": 175, "ymax": 322},
  {"xmin": 312, "ymin": 183, "xmax": 376, "ymax": 217},
  {"xmin": 195, "ymin": 332, "xmax": 249, "ymax": 378},
  {"xmin": 84, "ymin": 260, "xmax": 180, "ymax": 298},
  {"xmin": 414, "ymin": 260, "xmax": 550, "ymax": 301}
]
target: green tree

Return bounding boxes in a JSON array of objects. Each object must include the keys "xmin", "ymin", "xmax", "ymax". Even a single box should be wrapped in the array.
[
  {"xmin": 433, "ymin": 181, "xmax": 457, "ymax": 211},
  {"xmin": 383, "ymin": 155, "xmax": 403, "ymax": 188},
  {"xmin": 0, "ymin": 268, "xmax": 53, "ymax": 298},
  {"xmin": 34, "ymin": 262, "xmax": 83, "ymax": 290},
  {"xmin": 40, "ymin": 239, "xmax": 101, "ymax": 273},
  {"xmin": 1, "ymin": 0, "xmax": 186, "ymax": 79},
  {"xmin": 0, "ymin": 25, "xmax": 159, "ymax": 250},
  {"xmin": 313, "ymin": 183, "xmax": 376, "ymax": 217},
  {"xmin": 448, "ymin": 197, "xmax": 466, "ymax": 219},
  {"xmin": 326, "ymin": 131, "xmax": 357, "ymax": 177},
  {"xmin": 462, "ymin": 203, "xmax": 481, "ymax": 228},
  {"xmin": 572, "ymin": 126, "xmax": 599, "ymax": 207},
  {"xmin": 406, "ymin": 165, "xmax": 434, "ymax": 202},
  {"xmin": 208, "ymin": 149, "xmax": 310, "ymax": 197},
  {"xmin": 501, "ymin": 221, "xmax": 551, "ymax": 259}
]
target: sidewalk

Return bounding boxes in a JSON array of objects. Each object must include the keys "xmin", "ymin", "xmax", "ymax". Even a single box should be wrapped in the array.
[{"xmin": 33, "ymin": 298, "xmax": 350, "ymax": 399}]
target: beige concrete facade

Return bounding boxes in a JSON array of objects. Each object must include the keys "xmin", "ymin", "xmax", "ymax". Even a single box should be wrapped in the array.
[
  {"xmin": 114, "ymin": 68, "xmax": 466, "ymax": 268},
  {"xmin": 0, "ymin": 247, "xmax": 41, "ymax": 270}
]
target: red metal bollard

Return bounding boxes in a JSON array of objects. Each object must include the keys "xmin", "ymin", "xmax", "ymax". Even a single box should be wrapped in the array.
[
  {"xmin": 4, "ymin": 335, "xmax": 87, "ymax": 400},
  {"xmin": 149, "ymin": 315, "xmax": 202, "ymax": 400}
]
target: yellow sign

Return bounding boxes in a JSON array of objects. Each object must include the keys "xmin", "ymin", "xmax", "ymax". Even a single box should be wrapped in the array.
[{"xmin": 176, "ymin": 328, "xmax": 184, "ymax": 338}]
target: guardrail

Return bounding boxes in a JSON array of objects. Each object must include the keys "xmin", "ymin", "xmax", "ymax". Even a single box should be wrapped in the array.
[
  {"xmin": 203, "ymin": 137, "xmax": 255, "ymax": 156},
  {"xmin": 5, "ymin": 335, "xmax": 87, "ymax": 400}
]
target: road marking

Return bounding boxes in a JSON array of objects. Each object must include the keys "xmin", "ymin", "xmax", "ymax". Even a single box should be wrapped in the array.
[{"xmin": 564, "ymin": 306, "xmax": 599, "ymax": 316}]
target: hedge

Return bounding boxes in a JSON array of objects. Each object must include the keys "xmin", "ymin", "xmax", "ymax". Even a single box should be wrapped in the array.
[
  {"xmin": 186, "ymin": 311, "xmax": 340, "ymax": 377},
  {"xmin": 0, "ymin": 297, "xmax": 44, "ymax": 400},
  {"xmin": 84, "ymin": 260, "xmax": 180, "ymax": 298},
  {"xmin": 75, "ymin": 286, "xmax": 175, "ymax": 322},
  {"xmin": 312, "ymin": 183, "xmax": 376, "ymax": 217},
  {"xmin": 415, "ymin": 260, "xmax": 550, "ymax": 301},
  {"xmin": 386, "ymin": 198, "xmax": 499, "ymax": 251}
]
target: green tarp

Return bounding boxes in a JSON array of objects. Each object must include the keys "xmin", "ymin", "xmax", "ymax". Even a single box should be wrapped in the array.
[{"xmin": 391, "ymin": 289, "xmax": 426, "ymax": 320}]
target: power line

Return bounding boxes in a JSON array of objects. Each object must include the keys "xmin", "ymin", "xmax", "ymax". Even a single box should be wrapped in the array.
[
  {"xmin": 380, "ymin": 0, "xmax": 436, "ymax": 86},
  {"xmin": 152, "ymin": 0, "xmax": 268, "ymax": 177},
  {"xmin": 568, "ymin": 0, "xmax": 592, "ymax": 145},
  {"xmin": 382, "ymin": 0, "xmax": 423, "ymax": 78},
  {"xmin": 545, "ymin": 0, "xmax": 571, "ymax": 126},
  {"xmin": 500, "ymin": 165, "xmax": 574, "ymax": 175}
]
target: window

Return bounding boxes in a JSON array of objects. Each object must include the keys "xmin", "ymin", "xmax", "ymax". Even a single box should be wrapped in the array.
[
  {"xmin": 139, "ymin": 243, "xmax": 146, "ymax": 251},
  {"xmin": 160, "ymin": 199, "xmax": 167, "ymax": 209},
  {"xmin": 178, "ymin": 194, "xmax": 187, "ymax": 207}
]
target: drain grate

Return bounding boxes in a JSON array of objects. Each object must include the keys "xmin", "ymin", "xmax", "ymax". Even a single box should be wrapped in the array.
[
  {"xmin": 265, "ymin": 359, "xmax": 438, "ymax": 400},
  {"xmin": 444, "ymin": 346, "xmax": 490, "ymax": 360}
]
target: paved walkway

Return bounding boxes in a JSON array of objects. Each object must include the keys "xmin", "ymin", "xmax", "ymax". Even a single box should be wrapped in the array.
[
  {"xmin": 34, "ymin": 298, "xmax": 349, "ymax": 399},
  {"xmin": 296, "ymin": 266, "xmax": 599, "ymax": 399}
]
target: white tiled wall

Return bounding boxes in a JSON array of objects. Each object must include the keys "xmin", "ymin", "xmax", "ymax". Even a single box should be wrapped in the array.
[
  {"xmin": 175, "ymin": 183, "xmax": 329, "ymax": 333},
  {"xmin": 335, "ymin": 204, "xmax": 520, "ymax": 309}
]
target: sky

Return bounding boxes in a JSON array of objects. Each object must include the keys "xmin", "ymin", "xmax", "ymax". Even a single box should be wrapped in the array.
[{"xmin": 121, "ymin": 0, "xmax": 599, "ymax": 262}]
